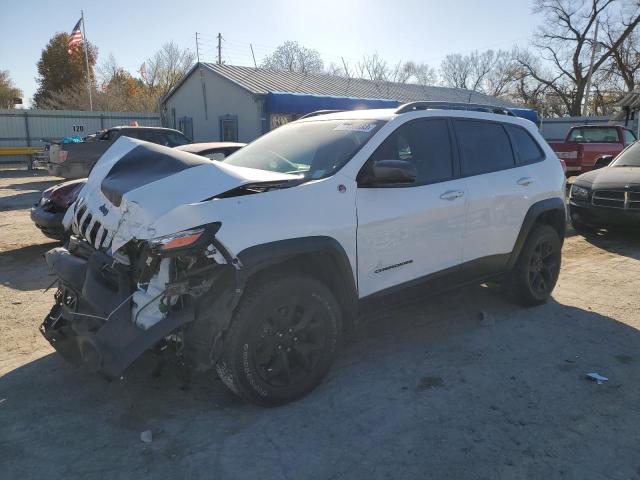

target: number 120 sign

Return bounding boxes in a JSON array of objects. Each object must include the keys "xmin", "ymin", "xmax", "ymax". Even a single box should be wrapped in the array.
[{"xmin": 72, "ymin": 125, "xmax": 84, "ymax": 132}]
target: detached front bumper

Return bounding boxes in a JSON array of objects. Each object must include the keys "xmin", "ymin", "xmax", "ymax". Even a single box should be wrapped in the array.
[{"xmin": 40, "ymin": 245, "xmax": 194, "ymax": 379}]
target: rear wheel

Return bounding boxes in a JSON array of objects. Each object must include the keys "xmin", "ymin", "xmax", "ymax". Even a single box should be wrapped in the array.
[
  {"xmin": 216, "ymin": 274, "xmax": 341, "ymax": 406},
  {"xmin": 510, "ymin": 224, "xmax": 562, "ymax": 306}
]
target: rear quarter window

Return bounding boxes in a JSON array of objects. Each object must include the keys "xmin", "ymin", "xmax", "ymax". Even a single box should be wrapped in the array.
[
  {"xmin": 454, "ymin": 120, "xmax": 515, "ymax": 176},
  {"xmin": 623, "ymin": 129, "xmax": 637, "ymax": 145},
  {"xmin": 506, "ymin": 125, "xmax": 545, "ymax": 164}
]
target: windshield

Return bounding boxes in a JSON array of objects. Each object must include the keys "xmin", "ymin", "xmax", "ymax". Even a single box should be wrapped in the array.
[
  {"xmin": 612, "ymin": 141, "xmax": 640, "ymax": 167},
  {"xmin": 222, "ymin": 119, "xmax": 385, "ymax": 178}
]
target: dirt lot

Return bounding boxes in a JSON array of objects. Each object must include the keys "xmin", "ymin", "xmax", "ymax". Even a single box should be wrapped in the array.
[{"xmin": 1, "ymin": 170, "xmax": 640, "ymax": 480}]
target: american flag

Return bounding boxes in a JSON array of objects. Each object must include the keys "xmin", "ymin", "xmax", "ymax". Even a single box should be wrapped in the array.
[{"xmin": 68, "ymin": 19, "xmax": 83, "ymax": 54}]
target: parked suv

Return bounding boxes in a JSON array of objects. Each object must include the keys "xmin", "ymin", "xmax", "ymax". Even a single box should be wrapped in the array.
[{"xmin": 41, "ymin": 103, "xmax": 566, "ymax": 406}]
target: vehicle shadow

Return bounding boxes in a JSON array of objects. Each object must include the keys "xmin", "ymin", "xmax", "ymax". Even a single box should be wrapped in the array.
[
  {"xmin": 0, "ymin": 169, "xmax": 57, "ymax": 180},
  {"xmin": 1, "ymin": 179, "xmax": 61, "ymax": 192},
  {"xmin": 578, "ymin": 228, "xmax": 640, "ymax": 260},
  {"xmin": 0, "ymin": 242, "xmax": 59, "ymax": 290},
  {"xmin": 2, "ymin": 285, "xmax": 640, "ymax": 479},
  {"xmin": 0, "ymin": 191, "xmax": 45, "ymax": 211}
]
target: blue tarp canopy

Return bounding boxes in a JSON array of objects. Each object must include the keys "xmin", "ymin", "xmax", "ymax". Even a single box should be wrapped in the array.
[
  {"xmin": 265, "ymin": 92, "xmax": 400, "ymax": 114},
  {"xmin": 508, "ymin": 108, "xmax": 540, "ymax": 126},
  {"xmin": 265, "ymin": 91, "xmax": 539, "ymax": 127}
]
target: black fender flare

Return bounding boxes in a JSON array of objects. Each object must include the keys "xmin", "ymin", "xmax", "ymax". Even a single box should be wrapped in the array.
[
  {"xmin": 507, "ymin": 197, "xmax": 567, "ymax": 269},
  {"xmin": 237, "ymin": 236, "xmax": 358, "ymax": 321}
]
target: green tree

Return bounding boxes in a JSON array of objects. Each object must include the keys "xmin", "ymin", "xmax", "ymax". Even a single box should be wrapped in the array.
[
  {"xmin": 0, "ymin": 70, "xmax": 23, "ymax": 108},
  {"xmin": 33, "ymin": 32, "xmax": 97, "ymax": 109}
]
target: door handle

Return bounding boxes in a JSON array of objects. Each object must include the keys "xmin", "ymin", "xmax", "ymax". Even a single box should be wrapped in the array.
[
  {"xmin": 439, "ymin": 190, "xmax": 464, "ymax": 201},
  {"xmin": 517, "ymin": 177, "xmax": 533, "ymax": 186}
]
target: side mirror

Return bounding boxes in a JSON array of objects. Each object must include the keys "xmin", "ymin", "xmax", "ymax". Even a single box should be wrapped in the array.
[
  {"xmin": 362, "ymin": 159, "xmax": 417, "ymax": 186},
  {"xmin": 593, "ymin": 155, "xmax": 614, "ymax": 170}
]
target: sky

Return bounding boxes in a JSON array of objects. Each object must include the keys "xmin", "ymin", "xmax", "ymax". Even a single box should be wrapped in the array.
[{"xmin": 0, "ymin": 0, "xmax": 539, "ymax": 106}]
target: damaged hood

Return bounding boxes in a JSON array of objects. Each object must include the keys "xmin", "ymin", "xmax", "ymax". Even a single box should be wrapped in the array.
[{"xmin": 64, "ymin": 137, "xmax": 299, "ymax": 251}]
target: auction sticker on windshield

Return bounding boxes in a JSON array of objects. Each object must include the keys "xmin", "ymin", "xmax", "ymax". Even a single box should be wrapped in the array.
[{"xmin": 333, "ymin": 122, "xmax": 378, "ymax": 133}]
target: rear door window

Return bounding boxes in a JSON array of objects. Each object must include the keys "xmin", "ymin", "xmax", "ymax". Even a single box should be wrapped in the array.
[
  {"xmin": 454, "ymin": 120, "xmax": 515, "ymax": 176},
  {"xmin": 506, "ymin": 125, "xmax": 544, "ymax": 164},
  {"xmin": 159, "ymin": 131, "xmax": 191, "ymax": 147},
  {"xmin": 125, "ymin": 130, "xmax": 158, "ymax": 143}
]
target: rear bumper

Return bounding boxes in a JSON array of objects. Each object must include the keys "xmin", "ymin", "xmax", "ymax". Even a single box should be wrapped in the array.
[
  {"xmin": 569, "ymin": 201, "xmax": 640, "ymax": 227},
  {"xmin": 46, "ymin": 162, "xmax": 90, "ymax": 180},
  {"xmin": 30, "ymin": 205, "xmax": 66, "ymax": 240},
  {"xmin": 40, "ymin": 246, "xmax": 194, "ymax": 379}
]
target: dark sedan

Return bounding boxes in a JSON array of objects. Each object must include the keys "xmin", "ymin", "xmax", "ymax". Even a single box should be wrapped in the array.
[
  {"xmin": 31, "ymin": 142, "xmax": 245, "ymax": 240},
  {"xmin": 569, "ymin": 141, "xmax": 640, "ymax": 232}
]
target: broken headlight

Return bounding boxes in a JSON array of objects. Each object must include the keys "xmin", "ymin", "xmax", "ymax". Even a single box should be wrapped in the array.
[
  {"xmin": 148, "ymin": 223, "xmax": 221, "ymax": 253},
  {"xmin": 150, "ymin": 228, "xmax": 205, "ymax": 251},
  {"xmin": 570, "ymin": 184, "xmax": 590, "ymax": 201}
]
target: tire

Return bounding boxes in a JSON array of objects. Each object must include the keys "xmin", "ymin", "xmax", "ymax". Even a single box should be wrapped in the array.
[
  {"xmin": 216, "ymin": 274, "xmax": 342, "ymax": 406},
  {"xmin": 509, "ymin": 224, "xmax": 562, "ymax": 307}
]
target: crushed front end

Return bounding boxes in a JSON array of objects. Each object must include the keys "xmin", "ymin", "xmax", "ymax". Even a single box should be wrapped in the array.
[{"xmin": 40, "ymin": 210, "xmax": 241, "ymax": 380}]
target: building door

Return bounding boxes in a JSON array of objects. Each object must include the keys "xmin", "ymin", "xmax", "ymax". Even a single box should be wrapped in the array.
[
  {"xmin": 220, "ymin": 115, "xmax": 238, "ymax": 141},
  {"xmin": 178, "ymin": 116, "xmax": 193, "ymax": 141}
]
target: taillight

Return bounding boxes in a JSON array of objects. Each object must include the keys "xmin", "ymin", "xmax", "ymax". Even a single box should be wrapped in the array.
[{"xmin": 559, "ymin": 159, "xmax": 567, "ymax": 173}]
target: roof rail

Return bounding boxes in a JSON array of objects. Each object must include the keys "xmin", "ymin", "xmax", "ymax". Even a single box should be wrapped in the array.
[
  {"xmin": 395, "ymin": 101, "xmax": 516, "ymax": 117},
  {"xmin": 298, "ymin": 110, "xmax": 344, "ymax": 120}
]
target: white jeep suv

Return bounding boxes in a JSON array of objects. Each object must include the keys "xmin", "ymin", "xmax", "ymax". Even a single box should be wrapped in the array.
[{"xmin": 41, "ymin": 102, "xmax": 566, "ymax": 406}]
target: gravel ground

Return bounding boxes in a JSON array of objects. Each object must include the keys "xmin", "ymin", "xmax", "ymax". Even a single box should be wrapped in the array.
[{"xmin": 1, "ymin": 170, "xmax": 640, "ymax": 480}]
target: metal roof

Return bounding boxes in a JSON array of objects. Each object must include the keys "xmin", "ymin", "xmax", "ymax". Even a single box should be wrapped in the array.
[
  {"xmin": 163, "ymin": 63, "xmax": 518, "ymax": 108},
  {"xmin": 615, "ymin": 90, "xmax": 640, "ymax": 109}
]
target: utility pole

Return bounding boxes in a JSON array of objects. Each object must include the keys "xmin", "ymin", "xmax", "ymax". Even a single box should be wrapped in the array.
[
  {"xmin": 217, "ymin": 33, "xmax": 222, "ymax": 65},
  {"xmin": 195, "ymin": 32, "xmax": 208, "ymax": 120},
  {"xmin": 81, "ymin": 10, "xmax": 93, "ymax": 111},
  {"xmin": 582, "ymin": 20, "xmax": 599, "ymax": 117}
]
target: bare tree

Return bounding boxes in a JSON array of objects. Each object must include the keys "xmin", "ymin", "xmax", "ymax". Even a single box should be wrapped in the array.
[
  {"xmin": 144, "ymin": 42, "xmax": 196, "ymax": 98},
  {"xmin": 404, "ymin": 62, "xmax": 438, "ymax": 86},
  {"xmin": 601, "ymin": 24, "xmax": 640, "ymax": 91},
  {"xmin": 262, "ymin": 41, "xmax": 324, "ymax": 74},
  {"xmin": 355, "ymin": 53, "xmax": 390, "ymax": 82},
  {"xmin": 440, "ymin": 53, "xmax": 474, "ymax": 89},
  {"xmin": 517, "ymin": 0, "xmax": 640, "ymax": 116},
  {"xmin": 440, "ymin": 49, "xmax": 518, "ymax": 96}
]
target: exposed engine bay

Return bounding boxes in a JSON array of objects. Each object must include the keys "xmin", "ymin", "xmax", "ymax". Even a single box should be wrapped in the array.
[{"xmin": 41, "ymin": 222, "xmax": 244, "ymax": 379}]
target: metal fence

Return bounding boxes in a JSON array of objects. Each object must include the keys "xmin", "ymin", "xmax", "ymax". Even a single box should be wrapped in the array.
[{"xmin": 0, "ymin": 109, "xmax": 161, "ymax": 164}]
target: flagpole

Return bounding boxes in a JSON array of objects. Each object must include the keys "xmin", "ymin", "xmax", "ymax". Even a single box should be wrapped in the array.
[{"xmin": 81, "ymin": 10, "xmax": 93, "ymax": 111}]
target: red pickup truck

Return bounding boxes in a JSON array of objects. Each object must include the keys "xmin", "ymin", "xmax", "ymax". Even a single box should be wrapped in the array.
[{"xmin": 549, "ymin": 125, "xmax": 637, "ymax": 175}]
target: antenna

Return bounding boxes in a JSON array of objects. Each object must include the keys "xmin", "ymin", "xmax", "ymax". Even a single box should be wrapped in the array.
[{"xmin": 250, "ymin": 43, "xmax": 257, "ymax": 68}]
